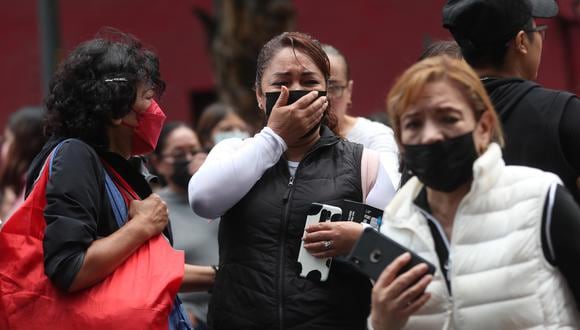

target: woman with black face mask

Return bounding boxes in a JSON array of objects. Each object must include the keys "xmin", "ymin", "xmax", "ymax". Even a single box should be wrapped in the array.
[
  {"xmin": 189, "ymin": 32, "xmax": 396, "ymax": 330},
  {"xmin": 370, "ymin": 56, "xmax": 580, "ymax": 330},
  {"xmin": 150, "ymin": 122, "xmax": 219, "ymax": 329}
]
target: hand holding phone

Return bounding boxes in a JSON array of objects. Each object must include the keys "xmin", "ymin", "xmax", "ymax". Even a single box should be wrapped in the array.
[
  {"xmin": 297, "ymin": 203, "xmax": 342, "ymax": 282},
  {"xmin": 347, "ymin": 227, "xmax": 436, "ymax": 281},
  {"xmin": 370, "ymin": 252, "xmax": 433, "ymax": 330}
]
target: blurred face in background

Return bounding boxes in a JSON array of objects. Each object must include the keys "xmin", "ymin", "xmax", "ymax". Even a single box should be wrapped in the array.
[
  {"xmin": 0, "ymin": 127, "xmax": 14, "ymax": 165},
  {"xmin": 327, "ymin": 54, "xmax": 353, "ymax": 119},
  {"xmin": 0, "ymin": 127, "xmax": 15, "ymax": 220},
  {"xmin": 210, "ymin": 112, "xmax": 250, "ymax": 145},
  {"xmin": 155, "ymin": 126, "xmax": 206, "ymax": 193}
]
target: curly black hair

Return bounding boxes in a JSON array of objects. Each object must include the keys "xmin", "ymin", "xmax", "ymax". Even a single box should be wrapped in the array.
[{"xmin": 45, "ymin": 29, "xmax": 166, "ymax": 148}]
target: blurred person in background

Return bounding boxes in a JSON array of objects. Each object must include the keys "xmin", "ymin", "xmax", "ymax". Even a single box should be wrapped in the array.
[
  {"xmin": 418, "ymin": 40, "xmax": 462, "ymax": 61},
  {"xmin": 150, "ymin": 122, "xmax": 219, "ymax": 330},
  {"xmin": 443, "ymin": 0, "xmax": 580, "ymax": 204},
  {"xmin": 0, "ymin": 106, "xmax": 47, "ymax": 223},
  {"xmin": 196, "ymin": 103, "xmax": 251, "ymax": 152},
  {"xmin": 366, "ymin": 110, "xmax": 391, "ymax": 127},
  {"xmin": 189, "ymin": 32, "xmax": 396, "ymax": 330},
  {"xmin": 371, "ymin": 56, "xmax": 580, "ymax": 330},
  {"xmin": 322, "ymin": 44, "xmax": 401, "ymax": 188}
]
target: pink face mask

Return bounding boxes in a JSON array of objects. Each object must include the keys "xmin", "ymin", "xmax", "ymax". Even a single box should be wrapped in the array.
[{"xmin": 123, "ymin": 99, "xmax": 166, "ymax": 155}]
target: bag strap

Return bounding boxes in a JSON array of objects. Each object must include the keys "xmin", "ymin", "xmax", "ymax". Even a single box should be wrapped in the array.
[
  {"xmin": 361, "ymin": 149, "xmax": 379, "ymax": 202},
  {"xmin": 48, "ymin": 142, "xmax": 66, "ymax": 178},
  {"xmin": 101, "ymin": 156, "xmax": 192, "ymax": 330},
  {"xmin": 104, "ymin": 173, "xmax": 129, "ymax": 228},
  {"xmin": 101, "ymin": 161, "xmax": 140, "ymax": 201},
  {"xmin": 101, "ymin": 161, "xmax": 142, "ymax": 228},
  {"xmin": 42, "ymin": 140, "xmax": 132, "ymax": 228},
  {"xmin": 31, "ymin": 139, "xmax": 69, "ymax": 187}
]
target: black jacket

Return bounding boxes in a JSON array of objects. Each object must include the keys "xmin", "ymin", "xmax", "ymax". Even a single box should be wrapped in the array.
[
  {"xmin": 25, "ymin": 137, "xmax": 171, "ymax": 290},
  {"xmin": 209, "ymin": 126, "xmax": 371, "ymax": 330},
  {"xmin": 483, "ymin": 77, "xmax": 580, "ymax": 203}
]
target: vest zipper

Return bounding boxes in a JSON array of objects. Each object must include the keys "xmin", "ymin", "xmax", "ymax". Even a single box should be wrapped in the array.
[
  {"xmin": 446, "ymin": 197, "xmax": 472, "ymax": 329},
  {"xmin": 419, "ymin": 210, "xmax": 453, "ymax": 296},
  {"xmin": 278, "ymin": 174, "xmax": 295, "ymax": 330},
  {"xmin": 416, "ymin": 207, "xmax": 457, "ymax": 326},
  {"xmin": 283, "ymin": 176, "xmax": 295, "ymax": 202},
  {"xmin": 277, "ymin": 136, "xmax": 339, "ymax": 330}
]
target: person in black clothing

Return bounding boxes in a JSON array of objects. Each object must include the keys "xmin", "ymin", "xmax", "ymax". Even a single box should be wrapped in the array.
[
  {"xmin": 25, "ymin": 30, "xmax": 214, "ymax": 327},
  {"xmin": 442, "ymin": 0, "xmax": 580, "ymax": 204},
  {"xmin": 418, "ymin": 40, "xmax": 462, "ymax": 62}
]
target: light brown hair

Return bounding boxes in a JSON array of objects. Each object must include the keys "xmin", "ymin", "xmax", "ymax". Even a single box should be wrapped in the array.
[{"xmin": 387, "ymin": 56, "xmax": 504, "ymax": 147}]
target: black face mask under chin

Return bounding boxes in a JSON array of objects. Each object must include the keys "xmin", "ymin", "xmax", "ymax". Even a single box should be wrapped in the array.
[
  {"xmin": 402, "ymin": 131, "xmax": 479, "ymax": 192},
  {"xmin": 170, "ymin": 159, "xmax": 191, "ymax": 191}
]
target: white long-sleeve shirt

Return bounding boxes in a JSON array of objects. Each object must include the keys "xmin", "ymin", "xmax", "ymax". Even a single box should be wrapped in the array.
[{"xmin": 189, "ymin": 127, "xmax": 395, "ymax": 219}]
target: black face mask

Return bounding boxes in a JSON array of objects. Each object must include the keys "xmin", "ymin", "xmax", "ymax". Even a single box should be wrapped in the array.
[
  {"xmin": 265, "ymin": 90, "xmax": 327, "ymax": 118},
  {"xmin": 170, "ymin": 159, "xmax": 191, "ymax": 191},
  {"xmin": 402, "ymin": 131, "xmax": 479, "ymax": 192},
  {"xmin": 265, "ymin": 90, "xmax": 327, "ymax": 139}
]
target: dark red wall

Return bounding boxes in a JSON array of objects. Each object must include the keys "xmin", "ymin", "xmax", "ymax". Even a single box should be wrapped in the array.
[{"xmin": 2, "ymin": 0, "xmax": 579, "ymax": 129}]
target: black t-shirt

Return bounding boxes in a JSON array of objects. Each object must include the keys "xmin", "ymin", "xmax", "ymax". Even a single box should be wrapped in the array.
[{"xmin": 26, "ymin": 138, "xmax": 169, "ymax": 290}]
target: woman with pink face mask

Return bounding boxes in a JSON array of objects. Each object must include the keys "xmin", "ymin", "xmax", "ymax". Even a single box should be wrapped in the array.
[{"xmin": 18, "ymin": 30, "xmax": 214, "ymax": 329}]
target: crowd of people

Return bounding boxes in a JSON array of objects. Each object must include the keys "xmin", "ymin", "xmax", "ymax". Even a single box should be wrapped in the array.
[{"xmin": 1, "ymin": 0, "xmax": 580, "ymax": 329}]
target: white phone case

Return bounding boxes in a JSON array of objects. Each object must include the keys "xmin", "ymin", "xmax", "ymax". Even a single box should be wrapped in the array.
[{"xmin": 297, "ymin": 203, "xmax": 342, "ymax": 282}]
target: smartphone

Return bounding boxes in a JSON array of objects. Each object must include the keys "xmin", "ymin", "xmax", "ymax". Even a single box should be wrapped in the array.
[
  {"xmin": 342, "ymin": 199, "xmax": 383, "ymax": 230},
  {"xmin": 297, "ymin": 203, "xmax": 342, "ymax": 282},
  {"xmin": 347, "ymin": 227, "xmax": 436, "ymax": 281}
]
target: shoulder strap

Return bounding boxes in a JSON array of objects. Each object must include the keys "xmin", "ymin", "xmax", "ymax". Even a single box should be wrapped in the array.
[
  {"xmin": 41, "ymin": 139, "xmax": 130, "ymax": 228},
  {"xmin": 35, "ymin": 138, "xmax": 72, "ymax": 185},
  {"xmin": 104, "ymin": 172, "xmax": 128, "ymax": 228},
  {"xmin": 100, "ymin": 159, "xmax": 147, "ymax": 228},
  {"xmin": 361, "ymin": 148, "xmax": 380, "ymax": 201},
  {"xmin": 48, "ymin": 142, "xmax": 66, "ymax": 178}
]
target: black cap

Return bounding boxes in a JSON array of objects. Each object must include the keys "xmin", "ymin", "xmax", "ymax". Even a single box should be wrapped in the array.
[{"xmin": 443, "ymin": 0, "xmax": 558, "ymax": 49}]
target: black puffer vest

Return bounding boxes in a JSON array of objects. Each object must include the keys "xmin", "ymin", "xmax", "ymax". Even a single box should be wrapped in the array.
[{"xmin": 209, "ymin": 126, "xmax": 371, "ymax": 330}]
